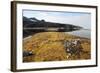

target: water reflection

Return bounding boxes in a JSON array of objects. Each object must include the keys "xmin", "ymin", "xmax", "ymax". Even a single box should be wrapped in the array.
[{"xmin": 67, "ymin": 29, "xmax": 91, "ymax": 39}]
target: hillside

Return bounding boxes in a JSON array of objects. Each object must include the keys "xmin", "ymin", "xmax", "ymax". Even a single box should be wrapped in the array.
[
  {"xmin": 23, "ymin": 32, "xmax": 91, "ymax": 62},
  {"xmin": 23, "ymin": 16, "xmax": 82, "ymax": 37}
]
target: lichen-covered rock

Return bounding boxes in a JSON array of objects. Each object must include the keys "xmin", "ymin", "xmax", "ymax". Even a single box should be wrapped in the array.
[{"xmin": 23, "ymin": 32, "xmax": 91, "ymax": 62}]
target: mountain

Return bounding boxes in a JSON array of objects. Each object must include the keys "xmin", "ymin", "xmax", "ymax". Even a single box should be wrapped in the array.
[
  {"xmin": 23, "ymin": 16, "xmax": 82, "ymax": 37},
  {"xmin": 30, "ymin": 17, "xmax": 39, "ymax": 22}
]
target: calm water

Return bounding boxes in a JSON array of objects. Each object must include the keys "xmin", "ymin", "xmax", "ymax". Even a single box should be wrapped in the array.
[{"xmin": 66, "ymin": 29, "xmax": 91, "ymax": 39}]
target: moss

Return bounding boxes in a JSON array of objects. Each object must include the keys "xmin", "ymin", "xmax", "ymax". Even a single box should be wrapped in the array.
[{"xmin": 23, "ymin": 32, "xmax": 91, "ymax": 62}]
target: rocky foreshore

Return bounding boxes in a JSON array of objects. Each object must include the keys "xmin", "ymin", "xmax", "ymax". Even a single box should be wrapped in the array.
[{"xmin": 23, "ymin": 32, "xmax": 91, "ymax": 62}]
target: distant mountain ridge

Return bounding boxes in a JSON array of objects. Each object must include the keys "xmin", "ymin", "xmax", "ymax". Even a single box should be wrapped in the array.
[
  {"xmin": 23, "ymin": 16, "xmax": 82, "ymax": 28},
  {"xmin": 23, "ymin": 16, "xmax": 83, "ymax": 38}
]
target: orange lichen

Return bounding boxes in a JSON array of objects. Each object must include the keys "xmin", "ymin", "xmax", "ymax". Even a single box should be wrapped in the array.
[{"xmin": 23, "ymin": 32, "xmax": 91, "ymax": 62}]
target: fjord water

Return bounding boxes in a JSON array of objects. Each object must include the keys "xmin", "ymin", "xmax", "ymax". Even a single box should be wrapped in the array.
[{"xmin": 66, "ymin": 29, "xmax": 91, "ymax": 39}]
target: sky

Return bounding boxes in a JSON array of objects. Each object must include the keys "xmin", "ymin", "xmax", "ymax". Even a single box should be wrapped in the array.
[{"xmin": 23, "ymin": 10, "xmax": 91, "ymax": 29}]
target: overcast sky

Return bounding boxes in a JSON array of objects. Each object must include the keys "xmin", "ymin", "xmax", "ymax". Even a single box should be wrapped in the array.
[{"xmin": 23, "ymin": 10, "xmax": 91, "ymax": 29}]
